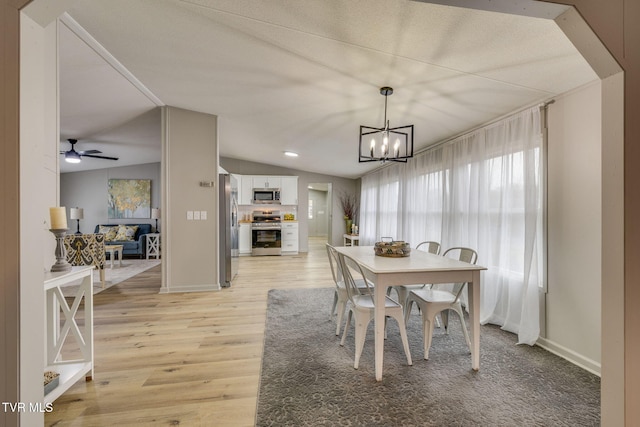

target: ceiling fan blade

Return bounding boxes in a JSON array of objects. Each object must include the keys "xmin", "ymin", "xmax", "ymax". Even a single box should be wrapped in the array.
[
  {"xmin": 77, "ymin": 149, "xmax": 102, "ymax": 155},
  {"xmin": 82, "ymin": 154, "xmax": 119, "ymax": 161}
]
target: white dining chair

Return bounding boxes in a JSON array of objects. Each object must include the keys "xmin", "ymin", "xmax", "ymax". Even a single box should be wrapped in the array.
[
  {"xmin": 326, "ymin": 243, "xmax": 371, "ymax": 336},
  {"xmin": 338, "ymin": 252, "xmax": 412, "ymax": 369},
  {"xmin": 404, "ymin": 247, "xmax": 478, "ymax": 360},
  {"xmin": 388, "ymin": 240, "xmax": 441, "ymax": 311}
]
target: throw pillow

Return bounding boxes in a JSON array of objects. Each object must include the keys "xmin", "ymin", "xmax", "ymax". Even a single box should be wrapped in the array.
[
  {"xmin": 115, "ymin": 225, "xmax": 139, "ymax": 241},
  {"xmin": 98, "ymin": 225, "xmax": 117, "ymax": 242}
]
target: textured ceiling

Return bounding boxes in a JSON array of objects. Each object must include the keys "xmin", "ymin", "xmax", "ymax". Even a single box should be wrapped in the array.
[{"xmin": 59, "ymin": 0, "xmax": 597, "ymax": 177}]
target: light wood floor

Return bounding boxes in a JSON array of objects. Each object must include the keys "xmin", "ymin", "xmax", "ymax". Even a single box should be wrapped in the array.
[{"xmin": 45, "ymin": 237, "xmax": 333, "ymax": 427}]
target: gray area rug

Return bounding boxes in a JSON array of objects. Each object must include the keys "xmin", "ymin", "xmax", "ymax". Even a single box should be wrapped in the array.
[{"xmin": 256, "ymin": 288, "xmax": 600, "ymax": 426}]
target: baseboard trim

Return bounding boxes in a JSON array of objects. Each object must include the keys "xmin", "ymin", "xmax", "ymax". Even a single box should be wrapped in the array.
[{"xmin": 536, "ymin": 337, "xmax": 601, "ymax": 377}]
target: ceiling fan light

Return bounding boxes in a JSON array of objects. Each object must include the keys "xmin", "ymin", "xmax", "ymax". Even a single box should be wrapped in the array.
[{"xmin": 65, "ymin": 151, "xmax": 81, "ymax": 163}]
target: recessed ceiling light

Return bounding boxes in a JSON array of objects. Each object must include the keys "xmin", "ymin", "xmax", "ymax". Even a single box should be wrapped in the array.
[{"xmin": 284, "ymin": 151, "xmax": 298, "ymax": 157}]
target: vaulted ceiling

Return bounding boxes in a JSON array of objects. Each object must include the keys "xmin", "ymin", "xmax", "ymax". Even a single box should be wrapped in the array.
[{"xmin": 58, "ymin": 0, "xmax": 597, "ymax": 177}]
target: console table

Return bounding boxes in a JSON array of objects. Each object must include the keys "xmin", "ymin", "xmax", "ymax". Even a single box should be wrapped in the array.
[
  {"xmin": 146, "ymin": 233, "xmax": 161, "ymax": 259},
  {"xmin": 44, "ymin": 266, "xmax": 94, "ymax": 404}
]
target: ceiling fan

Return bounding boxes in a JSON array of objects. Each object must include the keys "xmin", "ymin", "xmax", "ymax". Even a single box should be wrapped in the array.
[{"xmin": 61, "ymin": 139, "xmax": 119, "ymax": 163}]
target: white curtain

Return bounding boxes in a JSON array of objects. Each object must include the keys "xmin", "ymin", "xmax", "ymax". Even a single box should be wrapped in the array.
[{"xmin": 360, "ymin": 107, "xmax": 543, "ymax": 345}]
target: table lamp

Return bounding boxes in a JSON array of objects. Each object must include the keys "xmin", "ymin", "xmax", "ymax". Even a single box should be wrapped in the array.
[
  {"xmin": 151, "ymin": 208, "xmax": 160, "ymax": 232},
  {"xmin": 70, "ymin": 207, "xmax": 84, "ymax": 234}
]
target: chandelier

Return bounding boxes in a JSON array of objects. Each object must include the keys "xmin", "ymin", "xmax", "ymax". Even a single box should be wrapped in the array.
[{"xmin": 359, "ymin": 86, "xmax": 414, "ymax": 163}]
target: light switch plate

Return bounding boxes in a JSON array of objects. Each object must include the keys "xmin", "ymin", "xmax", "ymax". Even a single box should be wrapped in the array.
[
  {"xmin": 200, "ymin": 211, "xmax": 207, "ymax": 220},
  {"xmin": 194, "ymin": 211, "xmax": 201, "ymax": 220},
  {"xmin": 187, "ymin": 211, "xmax": 194, "ymax": 220}
]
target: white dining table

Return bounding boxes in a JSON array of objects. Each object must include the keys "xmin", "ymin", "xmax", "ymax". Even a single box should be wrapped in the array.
[{"xmin": 334, "ymin": 245, "xmax": 487, "ymax": 381}]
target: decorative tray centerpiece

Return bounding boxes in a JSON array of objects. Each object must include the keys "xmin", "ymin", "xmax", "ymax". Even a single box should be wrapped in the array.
[{"xmin": 374, "ymin": 239, "xmax": 411, "ymax": 257}]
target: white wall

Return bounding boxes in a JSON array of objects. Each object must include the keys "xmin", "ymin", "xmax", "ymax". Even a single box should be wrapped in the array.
[
  {"xmin": 542, "ymin": 81, "xmax": 602, "ymax": 373},
  {"xmin": 60, "ymin": 162, "xmax": 161, "ymax": 233},
  {"xmin": 162, "ymin": 106, "xmax": 218, "ymax": 293}
]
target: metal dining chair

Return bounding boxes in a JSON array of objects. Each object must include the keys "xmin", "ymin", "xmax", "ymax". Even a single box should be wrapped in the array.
[
  {"xmin": 404, "ymin": 247, "xmax": 478, "ymax": 360},
  {"xmin": 326, "ymin": 243, "xmax": 371, "ymax": 336},
  {"xmin": 387, "ymin": 240, "xmax": 441, "ymax": 311},
  {"xmin": 338, "ymin": 251, "xmax": 412, "ymax": 369}
]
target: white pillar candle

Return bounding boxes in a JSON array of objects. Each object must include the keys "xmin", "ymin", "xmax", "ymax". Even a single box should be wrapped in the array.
[{"xmin": 49, "ymin": 207, "xmax": 68, "ymax": 229}]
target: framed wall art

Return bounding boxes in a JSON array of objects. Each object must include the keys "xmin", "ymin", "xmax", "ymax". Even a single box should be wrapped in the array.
[{"xmin": 108, "ymin": 179, "xmax": 151, "ymax": 219}]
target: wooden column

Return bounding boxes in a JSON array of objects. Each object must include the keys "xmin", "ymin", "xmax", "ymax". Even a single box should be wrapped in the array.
[
  {"xmin": 548, "ymin": 1, "xmax": 639, "ymax": 424},
  {"xmin": 0, "ymin": 2, "xmax": 32, "ymax": 426}
]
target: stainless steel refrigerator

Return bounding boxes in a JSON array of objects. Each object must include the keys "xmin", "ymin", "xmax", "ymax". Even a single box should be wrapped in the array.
[{"xmin": 219, "ymin": 173, "xmax": 238, "ymax": 287}]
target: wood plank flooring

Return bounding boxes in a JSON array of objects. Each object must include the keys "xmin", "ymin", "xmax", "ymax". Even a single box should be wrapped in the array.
[{"xmin": 45, "ymin": 237, "xmax": 332, "ymax": 427}]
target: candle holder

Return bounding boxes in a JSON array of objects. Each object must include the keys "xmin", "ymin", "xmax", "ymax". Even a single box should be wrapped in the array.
[{"xmin": 50, "ymin": 229, "xmax": 72, "ymax": 272}]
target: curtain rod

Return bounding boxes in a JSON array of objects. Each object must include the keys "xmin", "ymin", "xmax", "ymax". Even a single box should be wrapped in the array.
[
  {"xmin": 417, "ymin": 99, "xmax": 556, "ymax": 154},
  {"xmin": 362, "ymin": 98, "xmax": 555, "ymax": 178}
]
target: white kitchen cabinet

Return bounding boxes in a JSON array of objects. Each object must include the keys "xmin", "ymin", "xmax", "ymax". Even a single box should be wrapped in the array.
[
  {"xmin": 252, "ymin": 176, "xmax": 281, "ymax": 189},
  {"xmin": 280, "ymin": 176, "xmax": 298, "ymax": 205},
  {"xmin": 237, "ymin": 175, "xmax": 298, "ymax": 205},
  {"xmin": 281, "ymin": 222, "xmax": 299, "ymax": 254},
  {"xmin": 240, "ymin": 175, "xmax": 253, "ymax": 205},
  {"xmin": 239, "ymin": 222, "xmax": 252, "ymax": 254}
]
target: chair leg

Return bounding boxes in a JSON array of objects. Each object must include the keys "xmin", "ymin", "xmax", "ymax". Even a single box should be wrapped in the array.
[
  {"xmin": 331, "ymin": 290, "xmax": 338, "ymax": 317},
  {"xmin": 404, "ymin": 299, "xmax": 414, "ymax": 324},
  {"xmin": 396, "ymin": 287, "xmax": 409, "ymax": 310},
  {"xmin": 336, "ymin": 300, "xmax": 347, "ymax": 336},
  {"xmin": 441, "ymin": 309, "xmax": 450, "ymax": 334},
  {"xmin": 353, "ymin": 314, "xmax": 369, "ymax": 370},
  {"xmin": 453, "ymin": 305, "xmax": 472, "ymax": 352},
  {"xmin": 340, "ymin": 310, "xmax": 352, "ymax": 346},
  {"xmin": 390, "ymin": 311, "xmax": 412, "ymax": 366},
  {"xmin": 423, "ymin": 313, "xmax": 437, "ymax": 360}
]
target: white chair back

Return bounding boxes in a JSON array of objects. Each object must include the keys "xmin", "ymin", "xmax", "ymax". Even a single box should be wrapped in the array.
[
  {"xmin": 337, "ymin": 252, "xmax": 373, "ymax": 302},
  {"xmin": 442, "ymin": 247, "xmax": 478, "ymax": 298},
  {"xmin": 325, "ymin": 243, "xmax": 341, "ymax": 285},
  {"xmin": 416, "ymin": 241, "xmax": 441, "ymax": 255}
]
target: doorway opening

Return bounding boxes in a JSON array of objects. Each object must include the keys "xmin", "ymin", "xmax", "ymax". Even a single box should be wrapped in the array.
[{"xmin": 307, "ymin": 183, "xmax": 332, "ymax": 249}]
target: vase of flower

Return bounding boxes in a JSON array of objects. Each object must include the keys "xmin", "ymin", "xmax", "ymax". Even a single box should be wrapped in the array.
[
  {"xmin": 339, "ymin": 191, "xmax": 358, "ymax": 235},
  {"xmin": 345, "ymin": 218, "xmax": 353, "ymax": 234}
]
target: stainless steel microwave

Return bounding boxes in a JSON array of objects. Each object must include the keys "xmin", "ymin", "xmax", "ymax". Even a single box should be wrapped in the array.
[{"xmin": 252, "ymin": 188, "xmax": 281, "ymax": 204}]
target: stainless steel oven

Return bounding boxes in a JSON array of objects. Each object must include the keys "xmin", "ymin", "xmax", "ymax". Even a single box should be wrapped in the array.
[{"xmin": 251, "ymin": 210, "xmax": 282, "ymax": 256}]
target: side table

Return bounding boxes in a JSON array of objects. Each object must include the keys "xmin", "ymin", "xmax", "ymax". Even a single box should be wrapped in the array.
[
  {"xmin": 146, "ymin": 233, "xmax": 161, "ymax": 259},
  {"xmin": 343, "ymin": 234, "xmax": 360, "ymax": 246},
  {"xmin": 104, "ymin": 244, "xmax": 123, "ymax": 268}
]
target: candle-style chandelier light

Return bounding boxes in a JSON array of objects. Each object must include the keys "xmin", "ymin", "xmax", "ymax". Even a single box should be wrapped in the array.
[{"xmin": 359, "ymin": 86, "xmax": 414, "ymax": 163}]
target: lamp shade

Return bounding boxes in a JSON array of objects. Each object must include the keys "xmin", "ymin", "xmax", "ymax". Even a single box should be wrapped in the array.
[
  {"xmin": 69, "ymin": 207, "xmax": 84, "ymax": 220},
  {"xmin": 151, "ymin": 208, "xmax": 160, "ymax": 219}
]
